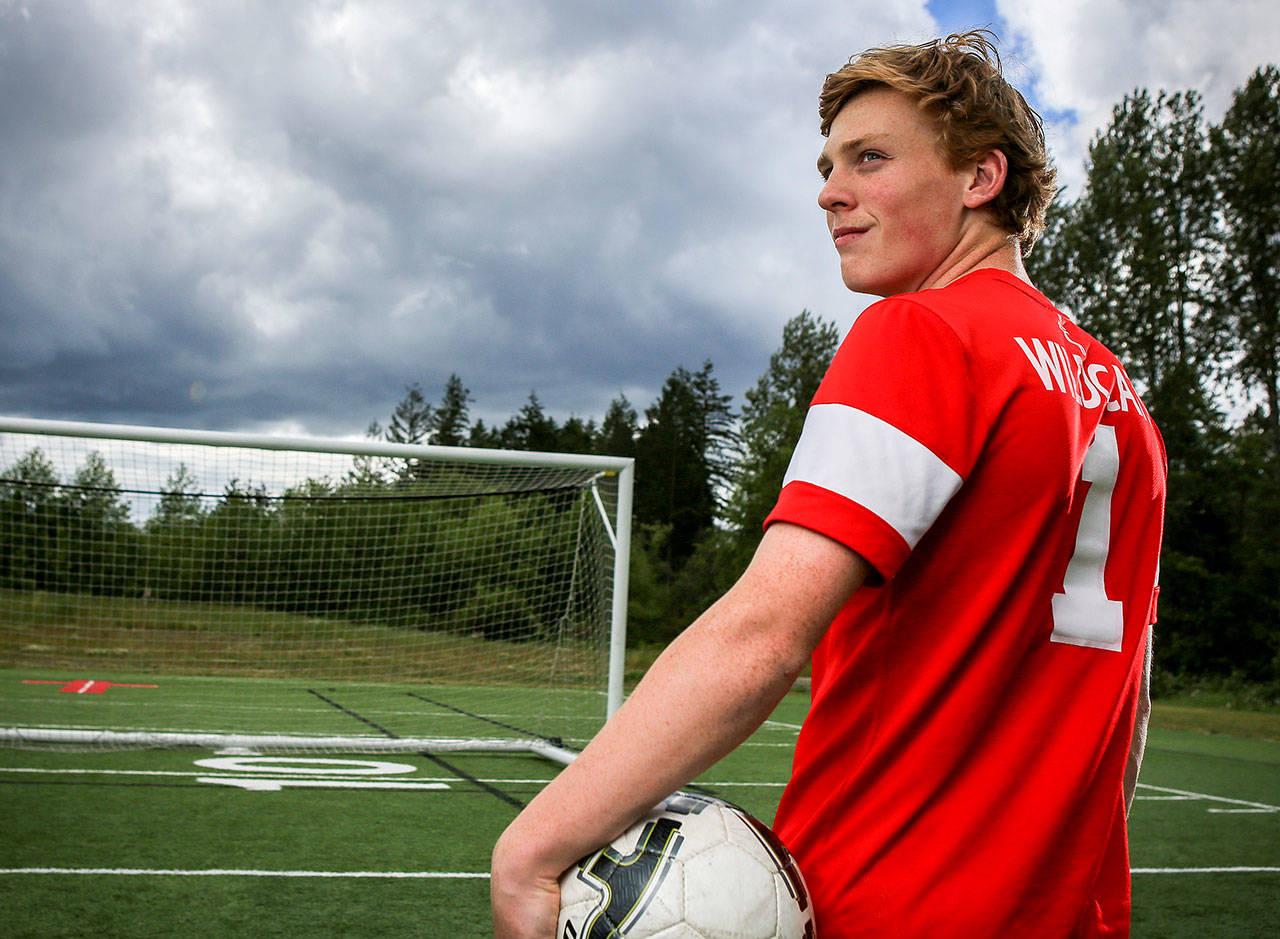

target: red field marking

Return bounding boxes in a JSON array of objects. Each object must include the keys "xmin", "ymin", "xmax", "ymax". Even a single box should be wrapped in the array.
[{"xmin": 22, "ymin": 680, "xmax": 159, "ymax": 694}]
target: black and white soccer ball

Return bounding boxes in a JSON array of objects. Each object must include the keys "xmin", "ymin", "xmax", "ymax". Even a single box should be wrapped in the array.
[{"xmin": 558, "ymin": 791, "xmax": 815, "ymax": 939}]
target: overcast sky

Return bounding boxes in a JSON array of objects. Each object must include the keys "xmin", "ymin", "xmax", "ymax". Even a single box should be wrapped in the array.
[{"xmin": 2, "ymin": 0, "xmax": 1277, "ymax": 441}]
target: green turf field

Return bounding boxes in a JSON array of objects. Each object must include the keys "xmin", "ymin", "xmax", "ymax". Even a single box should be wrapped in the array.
[
  {"xmin": 2, "ymin": 679, "xmax": 1277, "ymax": 937},
  {"xmin": 0, "ymin": 667, "xmax": 610, "ymax": 757}
]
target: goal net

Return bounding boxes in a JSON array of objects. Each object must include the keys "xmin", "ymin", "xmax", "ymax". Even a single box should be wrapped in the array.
[{"xmin": 0, "ymin": 417, "xmax": 633, "ymax": 763}]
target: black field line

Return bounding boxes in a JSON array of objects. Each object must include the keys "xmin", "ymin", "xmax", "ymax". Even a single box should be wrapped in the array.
[
  {"xmin": 419, "ymin": 751, "xmax": 526, "ymax": 809},
  {"xmin": 306, "ymin": 689, "xmax": 402, "ymax": 739},
  {"xmin": 307, "ymin": 688, "xmax": 526, "ymax": 809},
  {"xmin": 402, "ymin": 690, "xmax": 574, "ymax": 750}
]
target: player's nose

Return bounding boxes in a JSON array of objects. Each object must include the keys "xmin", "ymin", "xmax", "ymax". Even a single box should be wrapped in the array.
[{"xmin": 818, "ymin": 173, "xmax": 851, "ymax": 213}]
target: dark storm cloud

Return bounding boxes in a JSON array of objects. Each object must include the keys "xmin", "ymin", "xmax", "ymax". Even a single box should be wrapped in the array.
[{"xmin": 0, "ymin": 1, "xmax": 933, "ymax": 436}]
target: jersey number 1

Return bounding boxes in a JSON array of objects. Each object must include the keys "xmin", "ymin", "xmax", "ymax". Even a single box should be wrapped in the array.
[{"xmin": 1051, "ymin": 424, "xmax": 1124, "ymax": 651}]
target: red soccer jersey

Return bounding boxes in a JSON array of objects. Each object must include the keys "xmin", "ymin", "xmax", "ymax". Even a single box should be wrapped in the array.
[{"xmin": 766, "ymin": 269, "xmax": 1166, "ymax": 938}]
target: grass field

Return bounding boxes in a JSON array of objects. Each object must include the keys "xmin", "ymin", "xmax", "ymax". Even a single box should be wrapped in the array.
[
  {"xmin": 1, "ymin": 589, "xmax": 606, "ymax": 687},
  {"xmin": 1, "ymin": 674, "xmax": 1278, "ymax": 937}
]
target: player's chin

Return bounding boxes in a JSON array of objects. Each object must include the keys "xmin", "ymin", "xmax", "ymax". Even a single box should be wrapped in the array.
[
  {"xmin": 841, "ymin": 262, "xmax": 912, "ymax": 298},
  {"xmin": 840, "ymin": 269, "xmax": 880, "ymax": 296},
  {"xmin": 838, "ymin": 256, "xmax": 876, "ymax": 294}
]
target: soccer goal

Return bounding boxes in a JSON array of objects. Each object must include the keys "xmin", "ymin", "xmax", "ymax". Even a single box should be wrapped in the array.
[{"xmin": 0, "ymin": 416, "xmax": 633, "ymax": 764}]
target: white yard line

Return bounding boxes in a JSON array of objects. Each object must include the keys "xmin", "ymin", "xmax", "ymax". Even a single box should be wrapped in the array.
[
  {"xmin": 3, "ymin": 771, "xmax": 1273, "ymax": 878},
  {"xmin": 0, "ymin": 767, "xmax": 449, "ymax": 782},
  {"xmin": 1137, "ymin": 782, "xmax": 1279, "ymax": 814},
  {"xmin": 2, "ymin": 767, "xmax": 1269, "ymax": 802},
  {"xmin": 762, "ymin": 719, "xmax": 803, "ymax": 731},
  {"xmin": 0, "ymin": 766, "xmax": 787, "ymax": 787},
  {"xmin": 1132, "ymin": 867, "xmax": 1280, "ymax": 874}
]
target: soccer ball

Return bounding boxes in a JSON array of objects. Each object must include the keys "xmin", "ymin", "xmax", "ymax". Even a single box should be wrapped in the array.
[{"xmin": 557, "ymin": 791, "xmax": 815, "ymax": 939}]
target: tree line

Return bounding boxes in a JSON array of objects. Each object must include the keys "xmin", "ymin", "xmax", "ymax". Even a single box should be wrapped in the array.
[
  {"xmin": 0, "ymin": 441, "xmax": 610, "ymax": 646},
  {"xmin": 357, "ymin": 311, "xmax": 839, "ymax": 648},
  {"xmin": 1, "ymin": 67, "xmax": 1275, "ymax": 689}
]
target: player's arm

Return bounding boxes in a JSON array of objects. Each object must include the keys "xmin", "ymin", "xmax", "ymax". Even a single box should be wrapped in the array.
[
  {"xmin": 1124, "ymin": 628, "xmax": 1153, "ymax": 815},
  {"xmin": 490, "ymin": 521, "xmax": 870, "ymax": 939}
]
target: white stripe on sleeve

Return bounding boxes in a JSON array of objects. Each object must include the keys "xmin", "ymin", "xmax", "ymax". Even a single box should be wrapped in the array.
[{"xmin": 782, "ymin": 403, "xmax": 963, "ymax": 548}]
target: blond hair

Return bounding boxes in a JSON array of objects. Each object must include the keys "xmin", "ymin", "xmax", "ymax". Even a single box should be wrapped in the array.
[{"xmin": 819, "ymin": 30, "xmax": 1057, "ymax": 252}]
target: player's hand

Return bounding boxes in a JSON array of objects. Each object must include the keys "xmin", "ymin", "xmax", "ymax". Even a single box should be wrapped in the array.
[{"xmin": 491, "ymin": 831, "xmax": 562, "ymax": 939}]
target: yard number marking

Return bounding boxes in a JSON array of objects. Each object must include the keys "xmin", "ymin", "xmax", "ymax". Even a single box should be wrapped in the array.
[{"xmin": 192, "ymin": 756, "xmax": 450, "ymax": 792}]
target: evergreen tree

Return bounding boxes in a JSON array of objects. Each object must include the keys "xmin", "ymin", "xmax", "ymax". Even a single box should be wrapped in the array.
[
  {"xmin": 558, "ymin": 416, "xmax": 598, "ymax": 454},
  {"xmin": 1217, "ymin": 415, "xmax": 1280, "ymax": 679},
  {"xmin": 467, "ymin": 418, "xmax": 500, "ymax": 449},
  {"xmin": 501, "ymin": 393, "xmax": 561, "ymax": 452},
  {"xmin": 1212, "ymin": 65, "xmax": 1280, "ymax": 470},
  {"xmin": 349, "ymin": 427, "xmax": 392, "ymax": 486},
  {"xmin": 687, "ymin": 360, "xmax": 739, "ymax": 515},
  {"xmin": 727, "ymin": 311, "xmax": 841, "ymax": 546},
  {"xmin": 433, "ymin": 374, "xmax": 472, "ymax": 447},
  {"xmin": 1, "ymin": 447, "xmax": 59, "ymax": 516},
  {"xmin": 623, "ymin": 523, "xmax": 677, "ymax": 644},
  {"xmin": 1023, "ymin": 197, "xmax": 1077, "ymax": 307},
  {"xmin": 143, "ymin": 463, "xmax": 205, "ymax": 602},
  {"xmin": 202, "ymin": 479, "xmax": 274, "ymax": 605},
  {"xmin": 0, "ymin": 448, "xmax": 60, "ymax": 591},
  {"xmin": 151, "ymin": 463, "xmax": 203, "ymax": 528},
  {"xmin": 634, "ymin": 361, "xmax": 735, "ymax": 565},
  {"xmin": 66, "ymin": 452, "xmax": 130, "ymax": 528},
  {"xmin": 597, "ymin": 395, "xmax": 639, "ymax": 457},
  {"xmin": 387, "ymin": 383, "xmax": 434, "ymax": 444},
  {"xmin": 387, "ymin": 383, "xmax": 437, "ymax": 481},
  {"xmin": 1208, "ymin": 65, "xmax": 1280, "ymax": 683},
  {"xmin": 63, "ymin": 451, "xmax": 135, "ymax": 595},
  {"xmin": 1064, "ymin": 89, "xmax": 1222, "ymax": 393}
]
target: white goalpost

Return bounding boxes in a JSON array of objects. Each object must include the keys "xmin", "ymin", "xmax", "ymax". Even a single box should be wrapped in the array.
[{"xmin": 0, "ymin": 416, "xmax": 633, "ymax": 762}]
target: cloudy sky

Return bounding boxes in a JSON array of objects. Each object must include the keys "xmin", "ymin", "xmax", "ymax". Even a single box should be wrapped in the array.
[{"xmin": 2, "ymin": 0, "xmax": 1278, "ymax": 441}]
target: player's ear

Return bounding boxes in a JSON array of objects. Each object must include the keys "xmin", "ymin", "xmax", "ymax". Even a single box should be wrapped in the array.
[{"xmin": 962, "ymin": 148, "xmax": 1007, "ymax": 210}]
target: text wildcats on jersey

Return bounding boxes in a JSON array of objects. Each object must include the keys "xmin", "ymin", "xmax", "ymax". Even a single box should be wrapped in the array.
[{"xmin": 1014, "ymin": 335, "xmax": 1147, "ymax": 419}]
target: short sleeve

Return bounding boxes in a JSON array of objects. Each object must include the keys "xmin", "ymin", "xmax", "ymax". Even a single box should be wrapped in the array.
[{"xmin": 764, "ymin": 297, "xmax": 979, "ymax": 580}]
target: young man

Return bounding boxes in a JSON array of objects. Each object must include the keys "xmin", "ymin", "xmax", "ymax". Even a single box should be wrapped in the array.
[{"xmin": 491, "ymin": 31, "xmax": 1165, "ymax": 938}]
